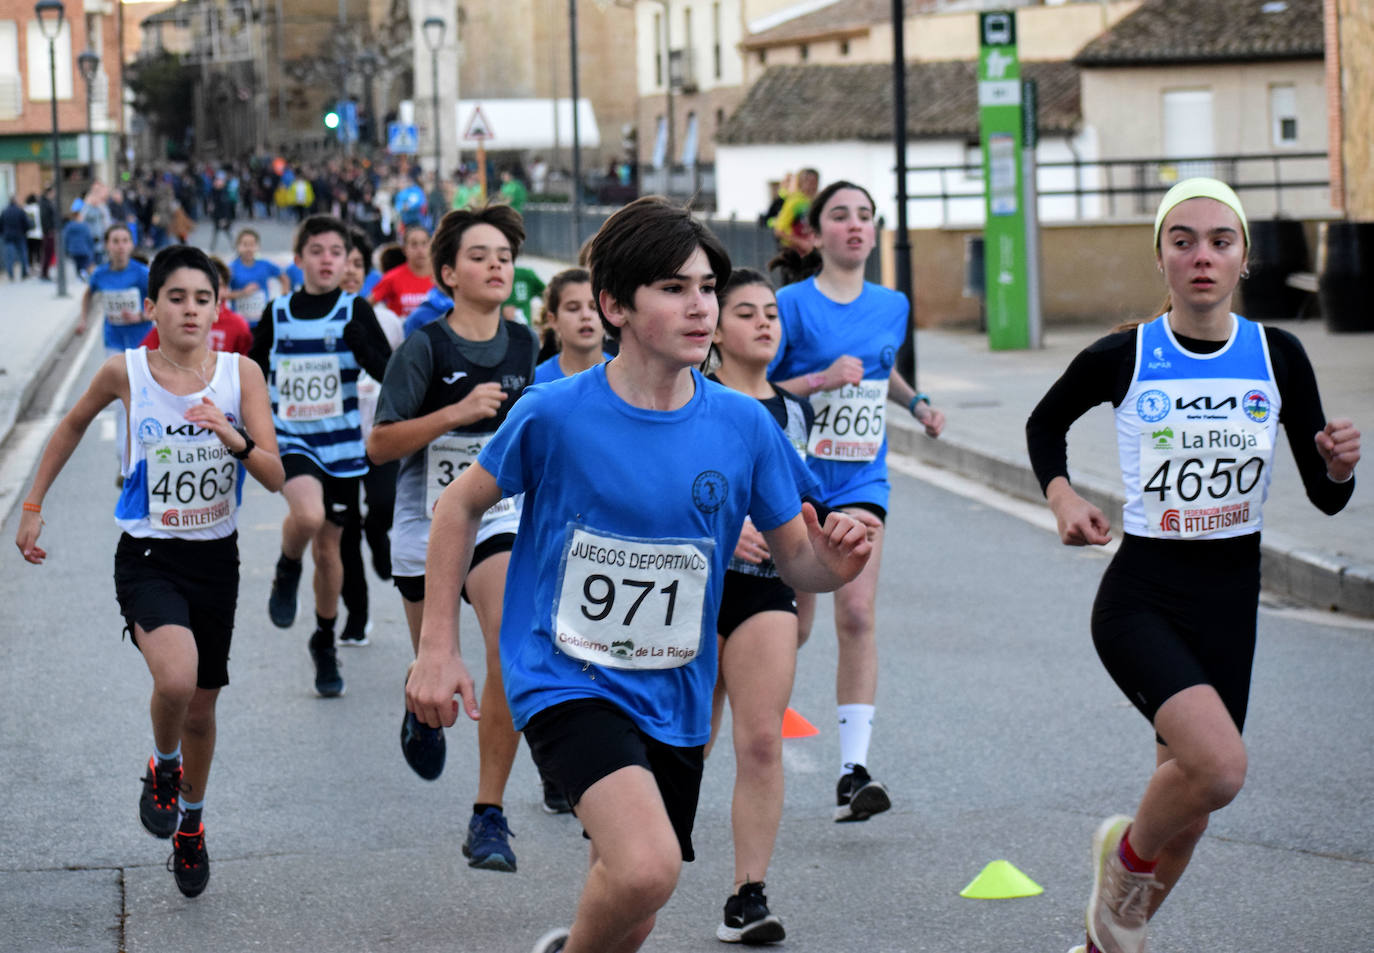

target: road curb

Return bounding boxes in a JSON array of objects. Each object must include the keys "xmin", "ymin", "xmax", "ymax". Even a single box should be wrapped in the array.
[{"xmin": 887, "ymin": 415, "xmax": 1374, "ymax": 619}]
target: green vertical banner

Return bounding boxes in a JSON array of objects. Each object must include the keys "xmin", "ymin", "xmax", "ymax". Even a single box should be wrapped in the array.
[{"xmin": 978, "ymin": 11, "xmax": 1030, "ymax": 350}]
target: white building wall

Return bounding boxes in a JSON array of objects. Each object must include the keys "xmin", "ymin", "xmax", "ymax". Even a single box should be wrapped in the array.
[
  {"xmin": 716, "ymin": 130, "xmax": 1099, "ymax": 228},
  {"xmin": 636, "ymin": 0, "xmax": 743, "ymax": 96}
]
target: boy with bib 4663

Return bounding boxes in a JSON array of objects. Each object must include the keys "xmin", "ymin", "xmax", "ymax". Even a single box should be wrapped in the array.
[{"xmin": 16, "ymin": 245, "xmax": 285, "ymax": 898}]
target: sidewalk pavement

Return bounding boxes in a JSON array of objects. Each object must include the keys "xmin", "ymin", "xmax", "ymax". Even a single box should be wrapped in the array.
[
  {"xmin": 0, "ymin": 266, "xmax": 83, "ymax": 450},
  {"xmin": 4, "ymin": 249, "xmax": 1367, "ymax": 616}
]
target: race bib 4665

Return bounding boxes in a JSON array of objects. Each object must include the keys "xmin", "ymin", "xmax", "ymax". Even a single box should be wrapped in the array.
[{"xmin": 808, "ymin": 379, "xmax": 888, "ymax": 462}]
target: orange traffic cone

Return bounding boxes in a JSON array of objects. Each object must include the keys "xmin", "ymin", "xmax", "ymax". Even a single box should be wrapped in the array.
[{"xmin": 781, "ymin": 707, "xmax": 819, "ymax": 738}]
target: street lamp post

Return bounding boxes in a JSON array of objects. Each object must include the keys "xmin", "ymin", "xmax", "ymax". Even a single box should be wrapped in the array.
[
  {"xmin": 35, "ymin": 0, "xmax": 67, "ymax": 298},
  {"xmin": 422, "ymin": 16, "xmax": 446, "ymax": 226},
  {"xmin": 357, "ymin": 51, "xmax": 380, "ymax": 147},
  {"xmin": 77, "ymin": 47, "xmax": 99, "ymax": 182}
]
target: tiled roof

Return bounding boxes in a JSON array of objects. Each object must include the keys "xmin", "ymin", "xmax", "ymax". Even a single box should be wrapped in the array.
[
  {"xmin": 1075, "ymin": 0, "xmax": 1322, "ymax": 66},
  {"xmin": 718, "ymin": 60, "xmax": 1080, "ymax": 145},
  {"xmin": 742, "ymin": 0, "xmax": 934, "ymax": 49}
]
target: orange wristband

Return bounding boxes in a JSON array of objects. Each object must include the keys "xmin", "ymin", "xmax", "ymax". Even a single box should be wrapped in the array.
[{"xmin": 22, "ymin": 502, "xmax": 41, "ymax": 513}]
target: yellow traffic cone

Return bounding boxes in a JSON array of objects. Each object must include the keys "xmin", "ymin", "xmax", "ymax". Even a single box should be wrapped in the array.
[{"xmin": 958, "ymin": 860, "xmax": 1044, "ymax": 899}]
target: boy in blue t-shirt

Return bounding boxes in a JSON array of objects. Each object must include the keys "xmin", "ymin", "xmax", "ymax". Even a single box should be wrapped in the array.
[
  {"xmin": 406, "ymin": 197, "xmax": 872, "ymax": 953},
  {"xmin": 79, "ymin": 223, "xmax": 151, "ymax": 349},
  {"xmin": 225, "ymin": 228, "xmax": 282, "ymax": 328},
  {"xmin": 80, "ymin": 223, "xmax": 151, "ymax": 479}
]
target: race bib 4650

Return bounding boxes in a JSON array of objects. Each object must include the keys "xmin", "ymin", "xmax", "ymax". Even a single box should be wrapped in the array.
[{"xmin": 1139, "ymin": 425, "xmax": 1271, "ymax": 538}]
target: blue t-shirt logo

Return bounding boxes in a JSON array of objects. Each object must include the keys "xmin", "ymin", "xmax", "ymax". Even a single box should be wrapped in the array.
[{"xmin": 692, "ymin": 470, "xmax": 728, "ymax": 514}]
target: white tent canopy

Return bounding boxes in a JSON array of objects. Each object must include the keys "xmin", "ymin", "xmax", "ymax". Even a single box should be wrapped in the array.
[{"xmin": 452, "ymin": 99, "xmax": 601, "ymax": 151}]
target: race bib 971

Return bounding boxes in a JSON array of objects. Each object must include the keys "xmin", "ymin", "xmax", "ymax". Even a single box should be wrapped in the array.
[{"xmin": 553, "ymin": 526, "xmax": 712, "ymax": 670}]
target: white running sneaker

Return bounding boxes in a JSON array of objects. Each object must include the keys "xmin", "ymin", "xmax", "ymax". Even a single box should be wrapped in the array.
[
  {"xmin": 530, "ymin": 927, "xmax": 570, "ymax": 953},
  {"xmin": 1086, "ymin": 815, "xmax": 1159, "ymax": 953}
]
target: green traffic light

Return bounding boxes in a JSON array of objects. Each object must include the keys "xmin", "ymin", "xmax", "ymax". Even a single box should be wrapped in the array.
[{"xmin": 324, "ymin": 112, "xmax": 340, "ymax": 130}]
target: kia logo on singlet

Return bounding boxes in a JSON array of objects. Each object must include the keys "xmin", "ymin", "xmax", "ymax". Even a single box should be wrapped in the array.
[{"xmin": 1175, "ymin": 395, "xmax": 1238, "ymax": 411}]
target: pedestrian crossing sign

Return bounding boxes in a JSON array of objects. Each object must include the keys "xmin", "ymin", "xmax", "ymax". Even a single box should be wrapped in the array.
[
  {"xmin": 463, "ymin": 106, "xmax": 495, "ymax": 142},
  {"xmin": 387, "ymin": 122, "xmax": 419, "ymax": 154}
]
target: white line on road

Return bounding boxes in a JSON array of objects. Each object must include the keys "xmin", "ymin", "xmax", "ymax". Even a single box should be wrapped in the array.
[
  {"xmin": 0, "ymin": 329, "xmax": 101, "ymax": 527},
  {"xmin": 889, "ymin": 454, "xmax": 1374, "ymax": 632}
]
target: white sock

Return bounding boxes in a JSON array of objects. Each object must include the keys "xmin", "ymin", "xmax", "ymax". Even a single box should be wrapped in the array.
[
  {"xmin": 154, "ymin": 743, "xmax": 181, "ymax": 764},
  {"xmin": 837, "ymin": 704, "xmax": 875, "ymax": 775}
]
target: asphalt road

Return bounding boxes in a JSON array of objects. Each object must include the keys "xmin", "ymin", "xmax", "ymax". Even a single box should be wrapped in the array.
[{"xmin": 1, "ymin": 221, "xmax": 1370, "ymax": 952}]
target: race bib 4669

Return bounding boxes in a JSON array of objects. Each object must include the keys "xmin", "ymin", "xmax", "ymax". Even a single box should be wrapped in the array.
[{"xmin": 277, "ymin": 355, "xmax": 343, "ymax": 420}]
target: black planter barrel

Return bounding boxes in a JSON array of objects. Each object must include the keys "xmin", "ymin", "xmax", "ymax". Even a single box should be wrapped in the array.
[
  {"xmin": 1240, "ymin": 219, "xmax": 1309, "ymax": 320},
  {"xmin": 1318, "ymin": 221, "xmax": 1374, "ymax": 333}
]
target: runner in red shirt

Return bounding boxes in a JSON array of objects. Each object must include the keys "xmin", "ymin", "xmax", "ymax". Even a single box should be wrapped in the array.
[{"xmin": 368, "ymin": 224, "xmax": 435, "ymax": 319}]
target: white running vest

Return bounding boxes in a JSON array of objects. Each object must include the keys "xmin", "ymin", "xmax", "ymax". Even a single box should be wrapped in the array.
[
  {"xmin": 116, "ymin": 348, "xmax": 245, "ymax": 540},
  {"xmin": 1117, "ymin": 314, "xmax": 1280, "ymax": 540}
]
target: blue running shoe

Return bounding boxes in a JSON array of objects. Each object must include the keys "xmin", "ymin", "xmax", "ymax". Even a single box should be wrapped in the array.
[
  {"xmin": 400, "ymin": 709, "xmax": 445, "ymax": 780},
  {"xmin": 462, "ymin": 806, "xmax": 517, "ymax": 872}
]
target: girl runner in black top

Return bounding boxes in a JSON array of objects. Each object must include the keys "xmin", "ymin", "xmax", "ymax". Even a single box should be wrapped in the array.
[{"xmin": 1026, "ymin": 178, "xmax": 1359, "ymax": 953}]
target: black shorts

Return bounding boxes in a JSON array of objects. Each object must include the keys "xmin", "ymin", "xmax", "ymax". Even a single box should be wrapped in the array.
[
  {"xmin": 1091, "ymin": 533, "xmax": 1261, "ymax": 741},
  {"xmin": 114, "ymin": 532, "xmax": 240, "ymax": 689},
  {"xmin": 523, "ymin": 698, "xmax": 705, "ymax": 862},
  {"xmin": 717, "ymin": 570, "xmax": 796, "ymax": 638},
  {"xmin": 282, "ymin": 453, "xmax": 360, "ymax": 528},
  {"xmin": 392, "ymin": 533, "xmax": 515, "ymax": 605}
]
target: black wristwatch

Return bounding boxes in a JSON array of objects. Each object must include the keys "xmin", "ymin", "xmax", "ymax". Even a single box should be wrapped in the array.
[{"xmin": 228, "ymin": 425, "xmax": 255, "ymax": 460}]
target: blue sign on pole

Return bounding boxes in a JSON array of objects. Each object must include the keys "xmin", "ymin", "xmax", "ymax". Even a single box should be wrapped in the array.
[
  {"xmin": 339, "ymin": 100, "xmax": 359, "ymax": 143},
  {"xmin": 387, "ymin": 122, "xmax": 419, "ymax": 155}
]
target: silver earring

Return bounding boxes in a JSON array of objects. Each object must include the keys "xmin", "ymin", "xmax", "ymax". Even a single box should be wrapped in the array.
[{"xmin": 1241, "ymin": 266, "xmax": 1250, "ymax": 279}]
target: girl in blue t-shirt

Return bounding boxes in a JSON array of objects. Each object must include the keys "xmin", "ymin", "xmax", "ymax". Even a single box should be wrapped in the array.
[
  {"xmin": 766, "ymin": 181, "xmax": 944, "ymax": 822},
  {"xmin": 532, "ymin": 268, "xmax": 610, "ymax": 383},
  {"xmin": 704, "ymin": 267, "xmax": 822, "ymax": 943}
]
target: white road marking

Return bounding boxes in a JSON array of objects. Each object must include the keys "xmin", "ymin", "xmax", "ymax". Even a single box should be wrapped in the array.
[
  {"xmin": 887, "ymin": 453, "xmax": 1120, "ymax": 556},
  {"xmin": 0, "ymin": 329, "xmax": 102, "ymax": 525}
]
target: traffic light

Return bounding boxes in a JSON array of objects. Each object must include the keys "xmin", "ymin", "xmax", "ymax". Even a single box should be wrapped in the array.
[{"xmin": 323, "ymin": 109, "xmax": 340, "ymax": 131}]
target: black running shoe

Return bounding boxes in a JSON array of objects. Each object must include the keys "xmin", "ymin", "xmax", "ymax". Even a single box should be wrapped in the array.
[
  {"xmin": 717, "ymin": 881, "xmax": 785, "ymax": 944},
  {"xmin": 540, "ymin": 775, "xmax": 572, "ymax": 815},
  {"xmin": 338, "ymin": 614, "xmax": 371, "ymax": 646},
  {"xmin": 309, "ymin": 634, "xmax": 345, "ymax": 697},
  {"xmin": 400, "ymin": 709, "xmax": 445, "ymax": 780},
  {"xmin": 834, "ymin": 764, "xmax": 891, "ymax": 822},
  {"xmin": 139, "ymin": 756, "xmax": 181, "ymax": 839},
  {"xmin": 167, "ymin": 825, "xmax": 210, "ymax": 897},
  {"xmin": 268, "ymin": 555, "xmax": 302, "ymax": 629}
]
